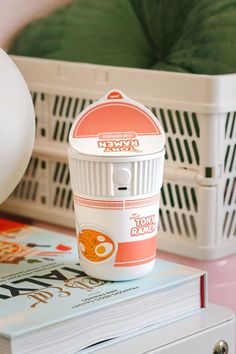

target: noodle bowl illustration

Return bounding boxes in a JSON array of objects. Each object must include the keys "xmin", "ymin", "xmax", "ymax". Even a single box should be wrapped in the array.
[{"xmin": 79, "ymin": 228, "xmax": 115, "ymax": 263}]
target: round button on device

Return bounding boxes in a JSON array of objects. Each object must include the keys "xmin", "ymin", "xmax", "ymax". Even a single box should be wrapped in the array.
[{"xmin": 114, "ymin": 168, "xmax": 131, "ymax": 186}]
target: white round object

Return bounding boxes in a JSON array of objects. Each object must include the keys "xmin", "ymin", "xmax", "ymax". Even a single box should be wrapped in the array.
[{"xmin": 0, "ymin": 49, "xmax": 35, "ymax": 204}]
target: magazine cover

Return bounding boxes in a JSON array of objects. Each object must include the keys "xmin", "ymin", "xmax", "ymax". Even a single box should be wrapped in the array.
[{"xmin": 0, "ymin": 218, "xmax": 206, "ymax": 339}]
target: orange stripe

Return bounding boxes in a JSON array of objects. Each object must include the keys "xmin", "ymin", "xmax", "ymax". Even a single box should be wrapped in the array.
[
  {"xmin": 79, "ymin": 201, "xmax": 159, "ymax": 210},
  {"xmin": 74, "ymin": 132, "xmax": 160, "ymax": 138},
  {"xmin": 114, "ymin": 255, "xmax": 156, "ymax": 267},
  {"xmin": 74, "ymin": 197, "xmax": 123, "ymax": 208},
  {"xmin": 74, "ymin": 194, "xmax": 159, "ymax": 203},
  {"xmin": 115, "ymin": 254, "xmax": 156, "ymax": 264},
  {"xmin": 73, "ymin": 195, "xmax": 159, "ymax": 209},
  {"xmin": 114, "ymin": 236, "xmax": 156, "ymax": 266}
]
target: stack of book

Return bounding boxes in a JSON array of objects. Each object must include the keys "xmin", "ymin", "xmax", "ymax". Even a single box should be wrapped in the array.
[{"xmin": 0, "ymin": 218, "xmax": 207, "ymax": 354}]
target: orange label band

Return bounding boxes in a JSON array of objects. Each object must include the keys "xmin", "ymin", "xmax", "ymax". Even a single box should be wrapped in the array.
[
  {"xmin": 73, "ymin": 195, "xmax": 159, "ymax": 210},
  {"xmin": 114, "ymin": 236, "xmax": 156, "ymax": 267}
]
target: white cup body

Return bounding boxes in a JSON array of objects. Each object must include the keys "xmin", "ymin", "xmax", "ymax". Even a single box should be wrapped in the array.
[
  {"xmin": 74, "ymin": 194, "xmax": 160, "ymax": 280},
  {"xmin": 69, "ymin": 150, "xmax": 164, "ymax": 281},
  {"xmin": 68, "ymin": 90, "xmax": 165, "ymax": 280}
]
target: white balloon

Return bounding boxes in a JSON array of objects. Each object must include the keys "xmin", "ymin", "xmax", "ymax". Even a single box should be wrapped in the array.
[{"xmin": 0, "ymin": 49, "xmax": 35, "ymax": 204}]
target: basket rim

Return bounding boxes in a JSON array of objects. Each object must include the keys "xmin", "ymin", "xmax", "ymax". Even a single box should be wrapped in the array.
[{"xmin": 10, "ymin": 53, "xmax": 236, "ymax": 114}]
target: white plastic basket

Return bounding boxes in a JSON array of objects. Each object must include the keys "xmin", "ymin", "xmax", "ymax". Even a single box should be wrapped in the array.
[{"xmin": 1, "ymin": 55, "xmax": 236, "ymax": 260}]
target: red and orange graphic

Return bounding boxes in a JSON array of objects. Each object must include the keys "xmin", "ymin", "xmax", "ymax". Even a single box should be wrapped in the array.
[
  {"xmin": 0, "ymin": 240, "xmax": 38, "ymax": 264},
  {"xmin": 79, "ymin": 229, "xmax": 115, "ymax": 263},
  {"xmin": 0, "ymin": 241, "xmax": 22, "ymax": 258}
]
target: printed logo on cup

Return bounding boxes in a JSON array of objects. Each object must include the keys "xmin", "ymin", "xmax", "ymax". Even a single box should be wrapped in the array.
[{"xmin": 78, "ymin": 227, "xmax": 116, "ymax": 263}]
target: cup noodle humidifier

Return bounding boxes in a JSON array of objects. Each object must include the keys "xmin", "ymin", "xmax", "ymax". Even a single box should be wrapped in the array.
[{"xmin": 68, "ymin": 90, "xmax": 165, "ymax": 281}]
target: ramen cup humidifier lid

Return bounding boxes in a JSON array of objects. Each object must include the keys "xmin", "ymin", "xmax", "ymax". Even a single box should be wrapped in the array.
[{"xmin": 69, "ymin": 90, "xmax": 165, "ymax": 158}]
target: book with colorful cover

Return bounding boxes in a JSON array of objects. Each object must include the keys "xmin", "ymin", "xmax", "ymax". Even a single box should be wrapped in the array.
[{"xmin": 0, "ymin": 218, "xmax": 207, "ymax": 354}]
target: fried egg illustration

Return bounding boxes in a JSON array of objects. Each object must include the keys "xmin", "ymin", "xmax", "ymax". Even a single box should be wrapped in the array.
[
  {"xmin": 95, "ymin": 242, "xmax": 113, "ymax": 257},
  {"xmin": 79, "ymin": 228, "xmax": 115, "ymax": 262}
]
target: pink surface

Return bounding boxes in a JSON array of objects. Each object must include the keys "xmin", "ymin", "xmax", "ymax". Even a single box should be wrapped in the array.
[{"xmin": 158, "ymin": 250, "xmax": 236, "ymax": 314}]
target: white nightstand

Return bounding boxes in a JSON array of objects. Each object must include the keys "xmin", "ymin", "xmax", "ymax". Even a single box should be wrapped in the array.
[{"xmin": 83, "ymin": 304, "xmax": 235, "ymax": 354}]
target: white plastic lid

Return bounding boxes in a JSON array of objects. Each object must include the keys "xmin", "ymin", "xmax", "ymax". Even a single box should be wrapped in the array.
[{"xmin": 69, "ymin": 90, "xmax": 165, "ymax": 157}]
